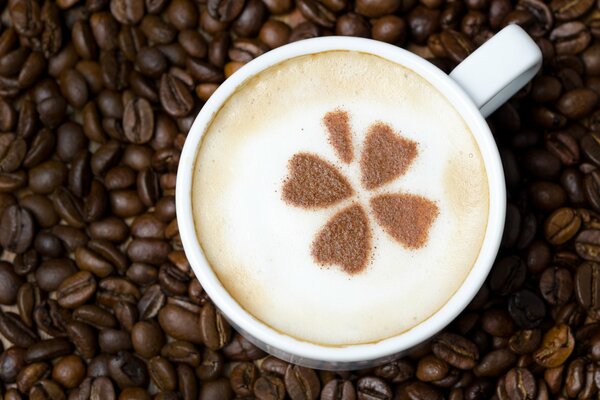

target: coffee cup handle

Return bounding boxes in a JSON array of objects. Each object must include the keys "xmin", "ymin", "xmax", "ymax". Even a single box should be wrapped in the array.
[{"xmin": 449, "ymin": 24, "xmax": 542, "ymax": 118}]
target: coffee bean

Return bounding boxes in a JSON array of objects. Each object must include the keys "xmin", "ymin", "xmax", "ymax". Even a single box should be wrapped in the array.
[
  {"xmin": 584, "ymin": 170, "xmax": 600, "ymax": 212},
  {"xmin": 489, "ymin": 256, "xmax": 527, "ymax": 295},
  {"xmin": 91, "ymin": 376, "xmax": 116, "ymax": 400},
  {"xmin": 550, "ymin": 21, "xmax": 591, "ymax": 54},
  {"xmin": 0, "ymin": 205, "xmax": 34, "ymax": 253},
  {"xmin": 255, "ymin": 375, "xmax": 286, "ymax": 400},
  {"xmin": 131, "ymin": 320, "xmax": 165, "ymax": 359},
  {"xmin": 259, "ymin": 20, "xmax": 291, "ymax": 49},
  {"xmin": 356, "ymin": 376, "xmax": 391, "ymax": 400},
  {"xmin": 57, "ymin": 271, "xmax": 97, "ymax": 309},
  {"xmin": 551, "ymin": 0, "xmax": 593, "ymax": 20},
  {"xmin": 416, "ymin": 355, "xmax": 449, "ymax": 381},
  {"xmin": 509, "ymin": 290, "xmax": 546, "ymax": 328},
  {"xmin": 24, "ymin": 338, "xmax": 73, "ymax": 363},
  {"xmin": 74, "ymin": 304, "xmax": 118, "ymax": 329},
  {"xmin": 539, "ymin": 266, "xmax": 573, "ymax": 306},
  {"xmin": 200, "ymin": 378, "xmax": 234, "ymax": 400},
  {"xmin": 66, "ymin": 321, "xmax": 97, "ymax": 359},
  {"xmin": 556, "ymin": 88, "xmax": 598, "ymax": 118},
  {"xmin": 123, "ymin": 98, "xmax": 154, "ymax": 144},
  {"xmin": 544, "ymin": 207, "xmax": 581, "ymax": 244},
  {"xmin": 110, "ymin": 0, "xmax": 145, "ymax": 25},
  {"xmin": 159, "ymin": 74, "xmax": 194, "ymax": 118},
  {"xmin": 158, "ymin": 304, "xmax": 203, "ymax": 344},
  {"xmin": 481, "ymin": 308, "xmax": 516, "ymax": 337},
  {"xmin": 199, "ymin": 302, "xmax": 231, "ymax": 350},
  {"xmin": 0, "ymin": 138, "xmax": 26, "ymax": 173},
  {"xmin": 223, "ymin": 333, "xmax": 266, "ymax": 360},
  {"xmin": 528, "ymin": 181, "xmax": 566, "ymax": 211},
  {"xmin": 0, "ymin": 262, "xmax": 22, "ymax": 305},
  {"xmin": 504, "ymin": 367, "xmax": 537, "ymax": 400},
  {"xmin": 432, "ymin": 333, "xmax": 479, "ymax": 369},
  {"xmin": 0, "ymin": 347, "xmax": 26, "ymax": 383},
  {"xmin": 575, "ymin": 229, "xmax": 600, "ymax": 261},
  {"xmin": 233, "ymin": 0, "xmax": 267, "ymax": 37},
  {"xmin": 148, "ymin": 356, "xmax": 177, "ymax": 391},
  {"xmin": 320, "ymin": 380, "xmax": 355, "ymax": 400},
  {"xmin": 17, "ymin": 363, "xmax": 51, "ymax": 394},
  {"xmin": 109, "ymin": 351, "xmax": 149, "ymax": 389},
  {"xmin": 533, "ymin": 324, "xmax": 574, "ymax": 367},
  {"xmin": 91, "ymin": 13, "xmax": 119, "ymax": 51},
  {"xmin": 574, "ymin": 261, "xmax": 600, "ymax": 308},
  {"xmin": 336, "ymin": 13, "xmax": 371, "ymax": 37},
  {"xmin": 29, "ymin": 160, "xmax": 67, "ymax": 194},
  {"xmin": 283, "ymin": 365, "xmax": 320, "ymax": 400},
  {"xmin": 52, "ymin": 355, "xmax": 86, "ymax": 389}
]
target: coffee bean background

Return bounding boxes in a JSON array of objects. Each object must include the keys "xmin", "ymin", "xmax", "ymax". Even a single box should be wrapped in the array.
[{"xmin": 0, "ymin": 0, "xmax": 599, "ymax": 398}]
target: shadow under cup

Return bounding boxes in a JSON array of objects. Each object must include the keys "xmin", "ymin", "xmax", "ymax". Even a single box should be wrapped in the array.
[{"xmin": 176, "ymin": 37, "xmax": 506, "ymax": 370}]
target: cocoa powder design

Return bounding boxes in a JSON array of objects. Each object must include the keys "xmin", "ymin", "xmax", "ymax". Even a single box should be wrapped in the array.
[{"xmin": 282, "ymin": 109, "xmax": 438, "ymax": 274}]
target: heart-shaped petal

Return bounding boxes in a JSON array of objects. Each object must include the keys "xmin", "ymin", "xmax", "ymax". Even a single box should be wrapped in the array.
[
  {"xmin": 324, "ymin": 109, "xmax": 353, "ymax": 163},
  {"xmin": 370, "ymin": 193, "xmax": 439, "ymax": 249},
  {"xmin": 282, "ymin": 153, "xmax": 353, "ymax": 208},
  {"xmin": 311, "ymin": 204, "xmax": 371, "ymax": 274},
  {"xmin": 360, "ymin": 123, "xmax": 417, "ymax": 190}
]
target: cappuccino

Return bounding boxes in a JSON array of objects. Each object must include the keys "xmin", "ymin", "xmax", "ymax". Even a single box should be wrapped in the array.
[{"xmin": 192, "ymin": 51, "xmax": 489, "ymax": 346}]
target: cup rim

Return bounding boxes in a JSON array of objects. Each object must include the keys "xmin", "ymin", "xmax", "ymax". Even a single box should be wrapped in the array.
[{"xmin": 176, "ymin": 36, "xmax": 506, "ymax": 364}]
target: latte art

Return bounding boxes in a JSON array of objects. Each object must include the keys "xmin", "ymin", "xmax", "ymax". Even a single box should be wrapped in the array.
[
  {"xmin": 192, "ymin": 51, "xmax": 489, "ymax": 345},
  {"xmin": 282, "ymin": 111, "xmax": 439, "ymax": 274}
]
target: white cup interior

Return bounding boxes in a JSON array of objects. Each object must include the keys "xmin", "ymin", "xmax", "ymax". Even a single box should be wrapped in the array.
[{"xmin": 176, "ymin": 37, "xmax": 506, "ymax": 370}]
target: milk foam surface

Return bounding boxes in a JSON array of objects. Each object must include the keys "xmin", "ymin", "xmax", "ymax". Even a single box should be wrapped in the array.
[{"xmin": 192, "ymin": 51, "xmax": 489, "ymax": 346}]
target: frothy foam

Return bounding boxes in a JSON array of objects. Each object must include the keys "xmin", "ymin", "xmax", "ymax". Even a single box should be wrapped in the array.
[{"xmin": 192, "ymin": 51, "xmax": 489, "ymax": 346}]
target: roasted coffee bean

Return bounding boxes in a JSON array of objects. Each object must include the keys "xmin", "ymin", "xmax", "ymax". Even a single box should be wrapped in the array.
[
  {"xmin": 356, "ymin": 377, "xmax": 391, "ymax": 400},
  {"xmin": 575, "ymin": 261, "xmax": 600, "ymax": 308},
  {"xmin": 52, "ymin": 355, "xmax": 86, "ymax": 389},
  {"xmin": 57, "ymin": 271, "xmax": 97, "ymax": 309},
  {"xmin": 99, "ymin": 329, "xmax": 133, "ymax": 353},
  {"xmin": 432, "ymin": 333, "xmax": 479, "ymax": 369},
  {"xmin": 111, "ymin": 0, "xmax": 145, "ymax": 25},
  {"xmin": 221, "ymin": 334, "xmax": 264, "ymax": 361},
  {"xmin": 504, "ymin": 367, "xmax": 537, "ymax": 400},
  {"xmin": 284, "ymin": 365, "xmax": 320, "ymax": 400},
  {"xmin": 509, "ymin": 290, "xmax": 546, "ymax": 328},
  {"xmin": 159, "ymin": 74, "xmax": 194, "ymax": 118},
  {"xmin": 489, "ymin": 256, "xmax": 527, "ymax": 295},
  {"xmin": 17, "ymin": 363, "xmax": 51, "ymax": 394},
  {"xmin": 416, "ymin": 355, "xmax": 449, "ymax": 381},
  {"xmin": 539, "ymin": 266, "xmax": 573, "ymax": 305},
  {"xmin": 109, "ymin": 351, "xmax": 149, "ymax": 389},
  {"xmin": 199, "ymin": 302, "xmax": 231, "ymax": 350},
  {"xmin": 91, "ymin": 376, "xmax": 116, "ymax": 400},
  {"xmin": 575, "ymin": 230, "xmax": 600, "ymax": 261},
  {"xmin": 550, "ymin": 21, "xmax": 591, "ymax": 55},
  {"xmin": 158, "ymin": 304, "xmax": 203, "ymax": 344},
  {"xmin": 199, "ymin": 378, "xmax": 234, "ymax": 400},
  {"xmin": 160, "ymin": 340, "xmax": 201, "ymax": 366},
  {"xmin": 66, "ymin": 320, "xmax": 97, "ymax": 359},
  {"xmin": 255, "ymin": 375, "xmax": 286, "ymax": 400},
  {"xmin": 0, "ymin": 263, "xmax": 22, "ymax": 305},
  {"xmin": 148, "ymin": 356, "xmax": 177, "ymax": 391},
  {"xmin": 74, "ymin": 304, "xmax": 118, "ymax": 329},
  {"xmin": 533, "ymin": 324, "xmax": 574, "ymax": 367},
  {"xmin": 481, "ymin": 308, "xmax": 516, "ymax": 337},
  {"xmin": 544, "ymin": 207, "xmax": 581, "ymax": 244},
  {"xmin": 88, "ymin": 355, "xmax": 111, "ymax": 378},
  {"xmin": 0, "ymin": 205, "xmax": 34, "ymax": 253},
  {"xmin": 24, "ymin": 338, "xmax": 73, "ymax": 363},
  {"xmin": 0, "ymin": 347, "xmax": 27, "ymax": 383},
  {"xmin": 556, "ymin": 88, "xmax": 598, "ymax": 118},
  {"xmin": 34, "ymin": 259, "xmax": 76, "ymax": 293},
  {"xmin": 32, "ymin": 299, "xmax": 70, "ymax": 339},
  {"xmin": 131, "ymin": 320, "xmax": 165, "ymax": 359},
  {"xmin": 320, "ymin": 380, "xmax": 355, "ymax": 400}
]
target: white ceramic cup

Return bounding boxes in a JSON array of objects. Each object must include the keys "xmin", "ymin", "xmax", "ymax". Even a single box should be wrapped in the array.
[{"xmin": 176, "ymin": 24, "xmax": 543, "ymax": 370}]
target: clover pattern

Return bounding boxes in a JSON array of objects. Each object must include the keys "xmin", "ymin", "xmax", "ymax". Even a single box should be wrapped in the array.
[{"xmin": 282, "ymin": 110, "xmax": 439, "ymax": 275}]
